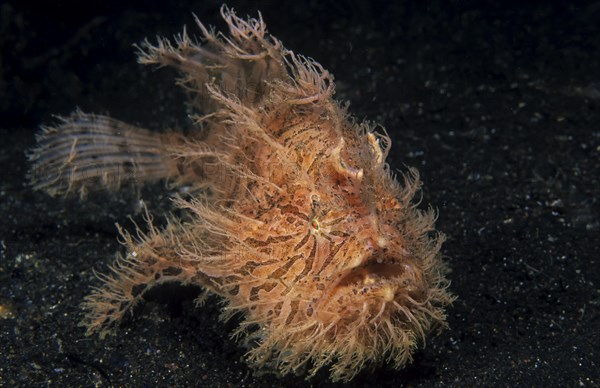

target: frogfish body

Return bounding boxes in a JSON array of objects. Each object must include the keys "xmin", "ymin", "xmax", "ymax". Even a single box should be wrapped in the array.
[{"xmin": 28, "ymin": 6, "xmax": 454, "ymax": 381}]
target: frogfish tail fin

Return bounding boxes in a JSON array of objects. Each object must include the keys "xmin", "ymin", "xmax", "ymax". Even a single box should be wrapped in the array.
[{"xmin": 27, "ymin": 111, "xmax": 175, "ymax": 198}]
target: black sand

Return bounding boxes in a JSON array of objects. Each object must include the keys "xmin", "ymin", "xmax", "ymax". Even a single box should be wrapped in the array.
[{"xmin": 1, "ymin": 1, "xmax": 598, "ymax": 386}]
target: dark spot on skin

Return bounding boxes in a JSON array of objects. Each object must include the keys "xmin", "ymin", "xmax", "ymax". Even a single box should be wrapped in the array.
[
  {"xmin": 229, "ymin": 285, "xmax": 239, "ymax": 296},
  {"xmin": 122, "ymin": 161, "xmax": 135, "ymax": 174},
  {"xmin": 162, "ymin": 267, "xmax": 183, "ymax": 276}
]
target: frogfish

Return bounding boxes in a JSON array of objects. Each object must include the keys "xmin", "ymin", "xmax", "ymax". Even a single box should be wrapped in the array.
[{"xmin": 28, "ymin": 6, "xmax": 454, "ymax": 381}]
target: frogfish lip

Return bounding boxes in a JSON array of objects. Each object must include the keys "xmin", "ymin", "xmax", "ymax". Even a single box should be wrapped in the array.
[
  {"xmin": 335, "ymin": 262, "xmax": 408, "ymax": 288},
  {"xmin": 313, "ymin": 258, "xmax": 423, "ymax": 319}
]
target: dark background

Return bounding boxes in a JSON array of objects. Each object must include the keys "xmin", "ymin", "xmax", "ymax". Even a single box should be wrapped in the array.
[{"xmin": 1, "ymin": 0, "xmax": 599, "ymax": 386}]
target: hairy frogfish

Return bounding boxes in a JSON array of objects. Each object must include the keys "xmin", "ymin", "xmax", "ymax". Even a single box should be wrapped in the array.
[{"xmin": 28, "ymin": 6, "xmax": 454, "ymax": 381}]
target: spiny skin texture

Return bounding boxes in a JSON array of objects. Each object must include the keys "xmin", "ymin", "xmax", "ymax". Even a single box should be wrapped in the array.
[{"xmin": 28, "ymin": 6, "xmax": 454, "ymax": 382}]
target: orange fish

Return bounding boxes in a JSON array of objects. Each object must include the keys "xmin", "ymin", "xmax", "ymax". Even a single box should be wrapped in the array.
[{"xmin": 28, "ymin": 6, "xmax": 454, "ymax": 381}]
